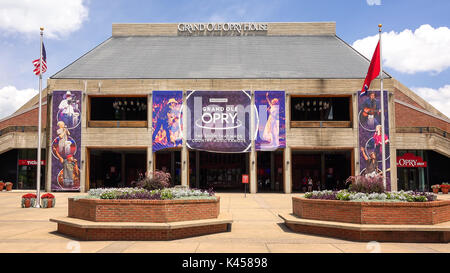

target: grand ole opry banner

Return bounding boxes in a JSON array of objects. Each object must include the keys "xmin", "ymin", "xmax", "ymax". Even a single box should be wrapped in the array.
[
  {"xmin": 185, "ymin": 90, "xmax": 252, "ymax": 153},
  {"xmin": 151, "ymin": 90, "xmax": 286, "ymax": 153}
]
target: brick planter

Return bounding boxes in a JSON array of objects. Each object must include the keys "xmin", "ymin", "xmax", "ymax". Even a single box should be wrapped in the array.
[
  {"xmin": 293, "ymin": 197, "xmax": 450, "ymax": 225},
  {"xmin": 282, "ymin": 197, "xmax": 450, "ymax": 242},
  {"xmin": 52, "ymin": 197, "xmax": 232, "ymax": 241},
  {"xmin": 68, "ymin": 197, "xmax": 220, "ymax": 223}
]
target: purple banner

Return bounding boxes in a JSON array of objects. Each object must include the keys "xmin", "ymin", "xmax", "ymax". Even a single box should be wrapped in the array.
[
  {"xmin": 255, "ymin": 91, "xmax": 286, "ymax": 151},
  {"xmin": 358, "ymin": 90, "xmax": 391, "ymax": 190},
  {"xmin": 152, "ymin": 91, "xmax": 183, "ymax": 152},
  {"xmin": 51, "ymin": 90, "xmax": 81, "ymax": 191},
  {"xmin": 186, "ymin": 90, "xmax": 252, "ymax": 153}
]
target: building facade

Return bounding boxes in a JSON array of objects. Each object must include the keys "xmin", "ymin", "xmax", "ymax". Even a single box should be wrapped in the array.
[{"xmin": 0, "ymin": 22, "xmax": 449, "ymax": 193}]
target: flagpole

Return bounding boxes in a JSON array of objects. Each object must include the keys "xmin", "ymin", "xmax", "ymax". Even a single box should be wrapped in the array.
[
  {"xmin": 379, "ymin": 24, "xmax": 387, "ymax": 190},
  {"xmin": 35, "ymin": 27, "xmax": 44, "ymax": 208}
]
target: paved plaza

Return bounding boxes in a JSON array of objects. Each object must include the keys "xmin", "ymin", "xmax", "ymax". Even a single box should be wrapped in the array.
[{"xmin": 0, "ymin": 191, "xmax": 449, "ymax": 253}]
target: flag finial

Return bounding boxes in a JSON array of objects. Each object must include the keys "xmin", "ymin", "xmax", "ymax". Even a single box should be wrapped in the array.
[{"xmin": 378, "ymin": 24, "xmax": 382, "ymax": 32}]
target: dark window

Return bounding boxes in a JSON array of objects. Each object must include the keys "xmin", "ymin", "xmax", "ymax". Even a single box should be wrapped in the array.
[
  {"xmin": 90, "ymin": 97, "xmax": 147, "ymax": 121},
  {"xmin": 291, "ymin": 97, "xmax": 350, "ymax": 121}
]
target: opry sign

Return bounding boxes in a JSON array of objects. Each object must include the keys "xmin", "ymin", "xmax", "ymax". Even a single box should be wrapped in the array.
[
  {"xmin": 396, "ymin": 153, "xmax": 427, "ymax": 168},
  {"xmin": 177, "ymin": 22, "xmax": 268, "ymax": 34}
]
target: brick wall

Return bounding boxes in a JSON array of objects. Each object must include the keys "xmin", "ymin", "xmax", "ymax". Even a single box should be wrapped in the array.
[
  {"xmin": 68, "ymin": 197, "xmax": 220, "ymax": 223},
  {"xmin": 395, "ymin": 103, "xmax": 449, "ymax": 133},
  {"xmin": 286, "ymin": 223, "xmax": 449, "ymax": 243},
  {"xmin": 0, "ymin": 106, "xmax": 47, "ymax": 130},
  {"xmin": 58, "ymin": 222, "xmax": 228, "ymax": 241},
  {"xmin": 293, "ymin": 197, "xmax": 450, "ymax": 225},
  {"xmin": 395, "ymin": 90, "xmax": 424, "ymax": 109}
]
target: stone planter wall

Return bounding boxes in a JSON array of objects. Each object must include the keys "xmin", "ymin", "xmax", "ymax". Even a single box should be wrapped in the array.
[
  {"xmin": 68, "ymin": 197, "xmax": 220, "ymax": 223},
  {"xmin": 293, "ymin": 197, "xmax": 450, "ymax": 225}
]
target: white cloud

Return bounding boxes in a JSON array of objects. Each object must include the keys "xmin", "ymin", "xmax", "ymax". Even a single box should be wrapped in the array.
[
  {"xmin": 366, "ymin": 0, "xmax": 381, "ymax": 5},
  {"xmin": 0, "ymin": 86, "xmax": 38, "ymax": 119},
  {"xmin": 352, "ymin": 24, "xmax": 450, "ymax": 74},
  {"xmin": 0, "ymin": 0, "xmax": 89, "ymax": 39},
  {"xmin": 412, "ymin": 85, "xmax": 450, "ymax": 118}
]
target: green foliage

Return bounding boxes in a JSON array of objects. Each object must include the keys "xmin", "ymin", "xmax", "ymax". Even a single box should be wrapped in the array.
[
  {"xmin": 160, "ymin": 189, "xmax": 174, "ymax": 200},
  {"xmin": 336, "ymin": 190, "xmax": 351, "ymax": 201}
]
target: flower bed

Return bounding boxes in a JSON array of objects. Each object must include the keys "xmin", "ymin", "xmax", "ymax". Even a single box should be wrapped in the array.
[
  {"xmin": 84, "ymin": 187, "xmax": 215, "ymax": 200},
  {"xmin": 69, "ymin": 187, "xmax": 219, "ymax": 223},
  {"xmin": 293, "ymin": 196, "xmax": 450, "ymax": 225},
  {"xmin": 304, "ymin": 190, "xmax": 436, "ymax": 202}
]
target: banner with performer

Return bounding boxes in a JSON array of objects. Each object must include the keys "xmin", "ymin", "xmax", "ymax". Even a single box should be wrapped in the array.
[
  {"xmin": 51, "ymin": 90, "xmax": 82, "ymax": 191},
  {"xmin": 185, "ymin": 90, "xmax": 252, "ymax": 153},
  {"xmin": 254, "ymin": 91, "xmax": 286, "ymax": 151},
  {"xmin": 152, "ymin": 91, "xmax": 183, "ymax": 152},
  {"xmin": 358, "ymin": 90, "xmax": 391, "ymax": 190}
]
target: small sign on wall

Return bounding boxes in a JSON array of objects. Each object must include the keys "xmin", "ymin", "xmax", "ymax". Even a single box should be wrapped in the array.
[{"xmin": 242, "ymin": 174, "xmax": 249, "ymax": 184}]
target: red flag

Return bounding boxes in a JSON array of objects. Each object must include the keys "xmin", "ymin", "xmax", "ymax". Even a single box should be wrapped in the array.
[{"xmin": 360, "ymin": 40, "xmax": 380, "ymax": 96}]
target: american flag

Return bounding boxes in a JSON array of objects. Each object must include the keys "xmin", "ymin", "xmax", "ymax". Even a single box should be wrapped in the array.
[{"xmin": 32, "ymin": 42, "xmax": 47, "ymax": 75}]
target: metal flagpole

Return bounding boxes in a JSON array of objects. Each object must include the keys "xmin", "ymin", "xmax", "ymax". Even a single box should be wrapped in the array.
[
  {"xmin": 379, "ymin": 24, "xmax": 387, "ymax": 189},
  {"xmin": 35, "ymin": 27, "xmax": 44, "ymax": 208}
]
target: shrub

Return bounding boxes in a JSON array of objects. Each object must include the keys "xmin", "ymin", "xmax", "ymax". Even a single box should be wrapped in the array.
[
  {"xmin": 304, "ymin": 190, "xmax": 337, "ymax": 200},
  {"xmin": 87, "ymin": 187, "xmax": 215, "ymax": 200},
  {"xmin": 305, "ymin": 189, "xmax": 436, "ymax": 202},
  {"xmin": 133, "ymin": 170, "xmax": 171, "ymax": 190},
  {"xmin": 345, "ymin": 175, "xmax": 385, "ymax": 193},
  {"xmin": 22, "ymin": 193, "xmax": 37, "ymax": 199},
  {"xmin": 41, "ymin": 193, "xmax": 55, "ymax": 199}
]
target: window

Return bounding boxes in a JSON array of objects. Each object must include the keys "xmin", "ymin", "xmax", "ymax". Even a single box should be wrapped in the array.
[
  {"xmin": 89, "ymin": 96, "xmax": 148, "ymax": 127},
  {"xmin": 290, "ymin": 96, "xmax": 351, "ymax": 127}
]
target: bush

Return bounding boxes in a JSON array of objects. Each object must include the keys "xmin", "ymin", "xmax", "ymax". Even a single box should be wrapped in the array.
[
  {"xmin": 304, "ymin": 189, "xmax": 436, "ymax": 202},
  {"xmin": 345, "ymin": 175, "xmax": 385, "ymax": 193},
  {"xmin": 22, "ymin": 193, "xmax": 37, "ymax": 199},
  {"xmin": 41, "ymin": 193, "xmax": 55, "ymax": 199},
  {"xmin": 133, "ymin": 170, "xmax": 171, "ymax": 190},
  {"xmin": 87, "ymin": 187, "xmax": 215, "ymax": 200}
]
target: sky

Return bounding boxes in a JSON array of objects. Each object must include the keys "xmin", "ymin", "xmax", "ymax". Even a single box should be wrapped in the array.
[{"xmin": 0, "ymin": 0, "xmax": 449, "ymax": 119}]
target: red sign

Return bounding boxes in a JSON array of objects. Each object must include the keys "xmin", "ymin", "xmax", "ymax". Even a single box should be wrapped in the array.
[
  {"xmin": 396, "ymin": 153, "xmax": 427, "ymax": 168},
  {"xmin": 18, "ymin": 160, "xmax": 46, "ymax": 166},
  {"xmin": 242, "ymin": 174, "xmax": 249, "ymax": 184}
]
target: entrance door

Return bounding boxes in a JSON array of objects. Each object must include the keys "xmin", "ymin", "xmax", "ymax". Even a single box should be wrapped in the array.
[
  {"xmin": 88, "ymin": 148, "xmax": 147, "ymax": 188},
  {"xmin": 189, "ymin": 151, "xmax": 248, "ymax": 191},
  {"xmin": 398, "ymin": 168, "xmax": 419, "ymax": 191},
  {"xmin": 257, "ymin": 151, "xmax": 284, "ymax": 192},
  {"xmin": 292, "ymin": 153, "xmax": 321, "ymax": 192},
  {"xmin": 291, "ymin": 150, "xmax": 352, "ymax": 192},
  {"xmin": 155, "ymin": 150, "xmax": 181, "ymax": 186}
]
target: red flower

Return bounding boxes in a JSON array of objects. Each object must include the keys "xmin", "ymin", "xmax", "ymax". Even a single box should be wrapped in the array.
[
  {"xmin": 41, "ymin": 193, "xmax": 55, "ymax": 199},
  {"xmin": 22, "ymin": 193, "xmax": 37, "ymax": 199}
]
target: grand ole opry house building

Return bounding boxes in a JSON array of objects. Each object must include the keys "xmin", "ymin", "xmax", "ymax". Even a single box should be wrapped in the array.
[{"xmin": 0, "ymin": 22, "xmax": 449, "ymax": 194}]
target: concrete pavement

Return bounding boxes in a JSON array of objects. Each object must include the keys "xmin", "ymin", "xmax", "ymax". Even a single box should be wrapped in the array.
[{"xmin": 0, "ymin": 191, "xmax": 449, "ymax": 253}]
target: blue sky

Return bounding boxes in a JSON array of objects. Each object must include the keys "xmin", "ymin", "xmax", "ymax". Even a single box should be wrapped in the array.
[{"xmin": 1, "ymin": 0, "xmax": 450, "ymax": 118}]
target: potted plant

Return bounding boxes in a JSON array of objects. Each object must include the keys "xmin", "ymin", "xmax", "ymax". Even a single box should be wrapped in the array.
[
  {"xmin": 431, "ymin": 184, "xmax": 440, "ymax": 194},
  {"xmin": 441, "ymin": 183, "xmax": 449, "ymax": 194},
  {"xmin": 41, "ymin": 193, "xmax": 55, "ymax": 208},
  {"xmin": 5, "ymin": 182, "xmax": 13, "ymax": 191},
  {"xmin": 0, "ymin": 181, "xmax": 4, "ymax": 191},
  {"xmin": 21, "ymin": 193, "xmax": 37, "ymax": 208}
]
